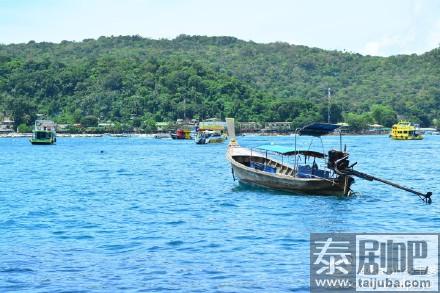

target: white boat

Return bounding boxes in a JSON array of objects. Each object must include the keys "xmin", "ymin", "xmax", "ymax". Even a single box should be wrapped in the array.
[
  {"xmin": 195, "ymin": 130, "xmax": 226, "ymax": 144},
  {"xmin": 154, "ymin": 133, "xmax": 172, "ymax": 139}
]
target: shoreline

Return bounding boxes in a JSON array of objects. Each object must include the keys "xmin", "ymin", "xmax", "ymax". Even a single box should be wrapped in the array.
[
  {"xmin": 0, "ymin": 132, "xmax": 392, "ymax": 138},
  {"xmin": 0, "ymin": 133, "xmax": 153, "ymax": 138}
]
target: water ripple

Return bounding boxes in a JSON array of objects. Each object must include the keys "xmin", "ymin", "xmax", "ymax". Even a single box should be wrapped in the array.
[{"xmin": 0, "ymin": 135, "xmax": 439, "ymax": 292}]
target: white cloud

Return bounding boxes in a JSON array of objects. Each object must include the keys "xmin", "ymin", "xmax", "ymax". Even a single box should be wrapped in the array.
[
  {"xmin": 426, "ymin": 19, "xmax": 440, "ymax": 50},
  {"xmin": 363, "ymin": 41, "xmax": 382, "ymax": 56},
  {"xmin": 411, "ymin": 0, "xmax": 423, "ymax": 15},
  {"xmin": 361, "ymin": 0, "xmax": 440, "ymax": 56},
  {"xmin": 362, "ymin": 30, "xmax": 418, "ymax": 56}
]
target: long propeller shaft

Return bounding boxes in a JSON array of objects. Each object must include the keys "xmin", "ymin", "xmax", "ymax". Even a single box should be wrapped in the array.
[{"xmin": 349, "ymin": 169, "xmax": 432, "ymax": 204}]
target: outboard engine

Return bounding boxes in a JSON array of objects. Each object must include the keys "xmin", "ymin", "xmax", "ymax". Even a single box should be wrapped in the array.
[{"xmin": 327, "ymin": 150, "xmax": 349, "ymax": 171}]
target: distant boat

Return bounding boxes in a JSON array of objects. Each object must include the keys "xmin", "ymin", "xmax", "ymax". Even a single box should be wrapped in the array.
[
  {"xmin": 195, "ymin": 130, "xmax": 225, "ymax": 144},
  {"xmin": 420, "ymin": 128, "xmax": 439, "ymax": 135},
  {"xmin": 171, "ymin": 128, "xmax": 192, "ymax": 140},
  {"xmin": 225, "ymin": 118, "xmax": 354, "ymax": 195},
  {"xmin": 390, "ymin": 121, "xmax": 423, "ymax": 140},
  {"xmin": 110, "ymin": 133, "xmax": 129, "ymax": 137},
  {"xmin": 30, "ymin": 120, "xmax": 57, "ymax": 145},
  {"xmin": 154, "ymin": 133, "xmax": 172, "ymax": 139}
]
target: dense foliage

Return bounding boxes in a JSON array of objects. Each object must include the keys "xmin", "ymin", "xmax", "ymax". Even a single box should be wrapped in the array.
[{"xmin": 0, "ymin": 35, "xmax": 439, "ymax": 129}]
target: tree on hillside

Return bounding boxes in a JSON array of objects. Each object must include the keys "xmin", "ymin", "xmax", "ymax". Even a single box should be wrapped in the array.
[
  {"xmin": 319, "ymin": 103, "xmax": 343, "ymax": 123},
  {"xmin": 433, "ymin": 119, "xmax": 440, "ymax": 130},
  {"xmin": 0, "ymin": 36, "xmax": 438, "ymax": 126},
  {"xmin": 3, "ymin": 95, "xmax": 37, "ymax": 127},
  {"xmin": 80, "ymin": 115, "xmax": 99, "ymax": 127},
  {"xmin": 344, "ymin": 112, "xmax": 372, "ymax": 132},
  {"xmin": 370, "ymin": 104, "xmax": 396, "ymax": 127}
]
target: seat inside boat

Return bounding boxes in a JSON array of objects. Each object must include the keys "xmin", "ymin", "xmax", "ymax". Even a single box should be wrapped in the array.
[
  {"xmin": 233, "ymin": 155, "xmax": 295, "ymax": 176},
  {"xmin": 297, "ymin": 165, "xmax": 331, "ymax": 179},
  {"xmin": 233, "ymin": 155, "xmax": 334, "ymax": 178}
]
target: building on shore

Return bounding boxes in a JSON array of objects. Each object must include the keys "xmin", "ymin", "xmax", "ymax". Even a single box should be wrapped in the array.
[
  {"xmin": 262, "ymin": 122, "xmax": 293, "ymax": 133},
  {"xmin": 98, "ymin": 122, "xmax": 115, "ymax": 128},
  {"xmin": 367, "ymin": 124, "xmax": 390, "ymax": 135},
  {"xmin": 174, "ymin": 119, "xmax": 199, "ymax": 131},
  {"xmin": 199, "ymin": 120, "xmax": 226, "ymax": 131},
  {"xmin": 419, "ymin": 127, "xmax": 439, "ymax": 135},
  {"xmin": 56, "ymin": 124, "xmax": 70, "ymax": 132},
  {"xmin": 0, "ymin": 117, "xmax": 15, "ymax": 133},
  {"xmin": 176, "ymin": 119, "xmax": 199, "ymax": 126},
  {"xmin": 335, "ymin": 122, "xmax": 350, "ymax": 134},
  {"xmin": 237, "ymin": 121, "xmax": 294, "ymax": 134},
  {"xmin": 237, "ymin": 122, "xmax": 262, "ymax": 133}
]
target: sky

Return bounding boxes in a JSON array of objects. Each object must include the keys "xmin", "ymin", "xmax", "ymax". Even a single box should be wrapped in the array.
[{"xmin": 0, "ymin": 0, "xmax": 439, "ymax": 56}]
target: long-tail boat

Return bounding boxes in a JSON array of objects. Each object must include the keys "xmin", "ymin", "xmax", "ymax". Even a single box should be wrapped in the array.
[
  {"xmin": 226, "ymin": 118, "xmax": 353, "ymax": 195},
  {"xmin": 225, "ymin": 118, "xmax": 432, "ymax": 203}
]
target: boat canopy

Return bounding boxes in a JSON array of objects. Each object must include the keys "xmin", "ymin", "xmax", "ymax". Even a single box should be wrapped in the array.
[
  {"xmin": 298, "ymin": 123, "xmax": 340, "ymax": 136},
  {"xmin": 256, "ymin": 145, "xmax": 325, "ymax": 158}
]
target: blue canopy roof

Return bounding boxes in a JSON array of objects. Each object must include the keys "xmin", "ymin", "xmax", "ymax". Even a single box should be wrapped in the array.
[
  {"xmin": 255, "ymin": 145, "xmax": 325, "ymax": 158},
  {"xmin": 256, "ymin": 145, "xmax": 295, "ymax": 154},
  {"xmin": 298, "ymin": 123, "xmax": 340, "ymax": 136}
]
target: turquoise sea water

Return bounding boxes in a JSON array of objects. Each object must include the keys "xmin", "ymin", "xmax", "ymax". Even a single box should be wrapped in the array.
[{"xmin": 0, "ymin": 135, "xmax": 439, "ymax": 292}]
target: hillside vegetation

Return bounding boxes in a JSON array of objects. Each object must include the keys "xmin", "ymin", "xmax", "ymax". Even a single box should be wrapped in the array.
[{"xmin": 1, "ymin": 35, "xmax": 439, "ymax": 130}]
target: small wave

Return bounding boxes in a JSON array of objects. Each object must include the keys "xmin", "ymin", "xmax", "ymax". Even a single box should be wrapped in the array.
[
  {"xmin": 100, "ymin": 242, "xmax": 142, "ymax": 251},
  {"xmin": 52, "ymin": 230, "xmax": 65, "ymax": 235},
  {"xmin": 0, "ymin": 219, "xmax": 17, "ymax": 226},
  {"xmin": 203, "ymin": 243, "xmax": 221, "ymax": 248},
  {"xmin": 0, "ymin": 267, "xmax": 34, "ymax": 273},
  {"xmin": 148, "ymin": 246, "xmax": 162, "ymax": 252},
  {"xmin": 219, "ymin": 202, "xmax": 237, "ymax": 207},
  {"xmin": 166, "ymin": 240, "xmax": 184, "ymax": 246},
  {"xmin": 165, "ymin": 220, "xmax": 185, "ymax": 225},
  {"xmin": 234, "ymin": 235, "xmax": 265, "ymax": 240}
]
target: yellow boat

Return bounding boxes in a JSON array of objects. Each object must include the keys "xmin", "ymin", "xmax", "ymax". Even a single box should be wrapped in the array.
[{"xmin": 390, "ymin": 121, "xmax": 423, "ymax": 140}]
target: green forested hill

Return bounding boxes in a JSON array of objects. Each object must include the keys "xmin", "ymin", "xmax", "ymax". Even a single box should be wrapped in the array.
[{"xmin": 0, "ymin": 35, "xmax": 439, "ymax": 129}]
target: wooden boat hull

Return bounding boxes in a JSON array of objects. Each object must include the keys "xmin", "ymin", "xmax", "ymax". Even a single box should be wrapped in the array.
[
  {"xmin": 227, "ymin": 146, "xmax": 351, "ymax": 196},
  {"xmin": 231, "ymin": 163, "xmax": 347, "ymax": 195}
]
